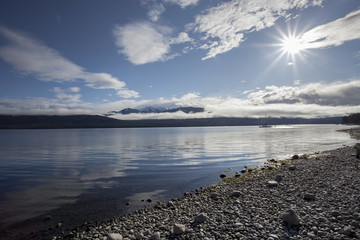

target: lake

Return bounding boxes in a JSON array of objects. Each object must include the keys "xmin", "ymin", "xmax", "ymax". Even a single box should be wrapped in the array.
[{"xmin": 0, "ymin": 125, "xmax": 357, "ymax": 238}]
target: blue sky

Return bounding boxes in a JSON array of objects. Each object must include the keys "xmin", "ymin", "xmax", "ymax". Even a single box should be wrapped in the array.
[{"xmin": 0, "ymin": 0, "xmax": 359, "ymax": 119}]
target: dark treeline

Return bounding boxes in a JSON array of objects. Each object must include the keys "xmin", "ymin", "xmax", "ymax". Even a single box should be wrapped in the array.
[
  {"xmin": 0, "ymin": 115, "xmax": 342, "ymax": 129},
  {"xmin": 342, "ymin": 113, "xmax": 360, "ymax": 125}
]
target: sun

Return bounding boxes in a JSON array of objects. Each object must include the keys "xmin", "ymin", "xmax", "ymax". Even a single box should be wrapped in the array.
[{"xmin": 281, "ymin": 35, "xmax": 304, "ymax": 55}]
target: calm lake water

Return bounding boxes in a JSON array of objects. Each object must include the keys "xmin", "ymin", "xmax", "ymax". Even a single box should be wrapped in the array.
[{"xmin": 0, "ymin": 125, "xmax": 357, "ymax": 237}]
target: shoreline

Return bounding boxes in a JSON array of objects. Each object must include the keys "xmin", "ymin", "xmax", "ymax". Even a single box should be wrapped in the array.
[{"xmin": 51, "ymin": 128, "xmax": 360, "ymax": 240}]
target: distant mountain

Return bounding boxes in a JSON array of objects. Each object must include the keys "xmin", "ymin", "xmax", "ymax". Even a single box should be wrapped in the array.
[{"xmin": 105, "ymin": 106, "xmax": 205, "ymax": 116}]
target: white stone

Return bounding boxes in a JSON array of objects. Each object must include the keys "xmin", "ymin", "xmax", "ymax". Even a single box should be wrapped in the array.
[
  {"xmin": 267, "ymin": 180, "xmax": 278, "ymax": 187},
  {"xmin": 107, "ymin": 233, "xmax": 123, "ymax": 240}
]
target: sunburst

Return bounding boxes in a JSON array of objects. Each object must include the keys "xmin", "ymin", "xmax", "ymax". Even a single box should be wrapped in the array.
[{"xmin": 281, "ymin": 35, "xmax": 305, "ymax": 55}]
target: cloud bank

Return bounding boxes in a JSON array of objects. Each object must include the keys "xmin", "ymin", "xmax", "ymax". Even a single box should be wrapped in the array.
[
  {"xmin": 299, "ymin": 9, "xmax": 360, "ymax": 49},
  {"xmin": 1, "ymin": 80, "xmax": 360, "ymax": 119},
  {"xmin": 0, "ymin": 26, "xmax": 139, "ymax": 98}
]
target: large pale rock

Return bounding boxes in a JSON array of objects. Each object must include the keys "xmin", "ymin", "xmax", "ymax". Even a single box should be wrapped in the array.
[{"xmin": 107, "ymin": 233, "xmax": 123, "ymax": 240}]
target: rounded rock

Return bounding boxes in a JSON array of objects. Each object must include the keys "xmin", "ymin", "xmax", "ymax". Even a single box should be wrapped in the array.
[
  {"xmin": 107, "ymin": 233, "xmax": 123, "ymax": 240},
  {"xmin": 281, "ymin": 209, "xmax": 301, "ymax": 226},
  {"xmin": 195, "ymin": 213, "xmax": 208, "ymax": 223}
]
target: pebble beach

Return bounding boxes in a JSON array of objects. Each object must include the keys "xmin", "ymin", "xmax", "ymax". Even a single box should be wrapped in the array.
[{"xmin": 50, "ymin": 127, "xmax": 360, "ymax": 240}]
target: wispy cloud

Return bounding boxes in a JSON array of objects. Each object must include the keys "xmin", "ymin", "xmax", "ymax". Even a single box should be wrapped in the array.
[
  {"xmin": 0, "ymin": 26, "xmax": 139, "ymax": 98},
  {"xmin": 113, "ymin": 22, "xmax": 191, "ymax": 65},
  {"xmin": 299, "ymin": 9, "xmax": 360, "ymax": 49},
  {"xmin": 2, "ymin": 80, "xmax": 360, "ymax": 118},
  {"xmin": 163, "ymin": 0, "xmax": 200, "ymax": 9},
  {"xmin": 0, "ymin": 26, "xmax": 84, "ymax": 81},
  {"xmin": 190, "ymin": 0, "xmax": 323, "ymax": 60},
  {"xmin": 147, "ymin": 3, "xmax": 165, "ymax": 22},
  {"xmin": 52, "ymin": 87, "xmax": 82, "ymax": 103}
]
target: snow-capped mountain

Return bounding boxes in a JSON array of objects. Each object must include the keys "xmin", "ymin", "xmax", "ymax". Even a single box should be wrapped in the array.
[{"xmin": 104, "ymin": 106, "xmax": 205, "ymax": 116}]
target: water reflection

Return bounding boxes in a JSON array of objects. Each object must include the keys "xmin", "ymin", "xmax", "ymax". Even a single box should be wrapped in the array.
[{"xmin": 0, "ymin": 125, "xmax": 357, "ymax": 232}]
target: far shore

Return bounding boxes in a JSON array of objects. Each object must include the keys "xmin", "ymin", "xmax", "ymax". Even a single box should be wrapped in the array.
[{"xmin": 46, "ymin": 127, "xmax": 360, "ymax": 240}]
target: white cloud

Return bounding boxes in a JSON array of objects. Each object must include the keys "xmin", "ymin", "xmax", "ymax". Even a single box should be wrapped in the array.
[
  {"xmin": 246, "ymin": 80, "xmax": 360, "ymax": 106},
  {"xmin": 55, "ymin": 92, "xmax": 82, "ymax": 103},
  {"xmin": 52, "ymin": 87, "xmax": 81, "ymax": 103},
  {"xmin": 147, "ymin": 3, "xmax": 165, "ymax": 22},
  {"xmin": 191, "ymin": 0, "xmax": 323, "ymax": 60},
  {"xmin": 0, "ymin": 26, "xmax": 84, "ymax": 81},
  {"xmin": 113, "ymin": 22, "xmax": 192, "ymax": 65},
  {"xmin": 143, "ymin": 0, "xmax": 200, "ymax": 24},
  {"xmin": 164, "ymin": 0, "xmax": 200, "ymax": 9},
  {"xmin": 117, "ymin": 89, "xmax": 140, "ymax": 99},
  {"xmin": 170, "ymin": 32, "xmax": 192, "ymax": 44},
  {"xmin": 114, "ymin": 22, "xmax": 170, "ymax": 65},
  {"xmin": 299, "ymin": 9, "xmax": 360, "ymax": 49},
  {"xmin": 83, "ymin": 73, "xmax": 125, "ymax": 90},
  {"xmin": 0, "ymin": 26, "xmax": 139, "ymax": 98},
  {"xmin": 68, "ymin": 87, "xmax": 80, "ymax": 93}
]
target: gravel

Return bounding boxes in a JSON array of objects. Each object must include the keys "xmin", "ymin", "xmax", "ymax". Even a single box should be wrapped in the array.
[{"xmin": 54, "ymin": 141, "xmax": 360, "ymax": 239}]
